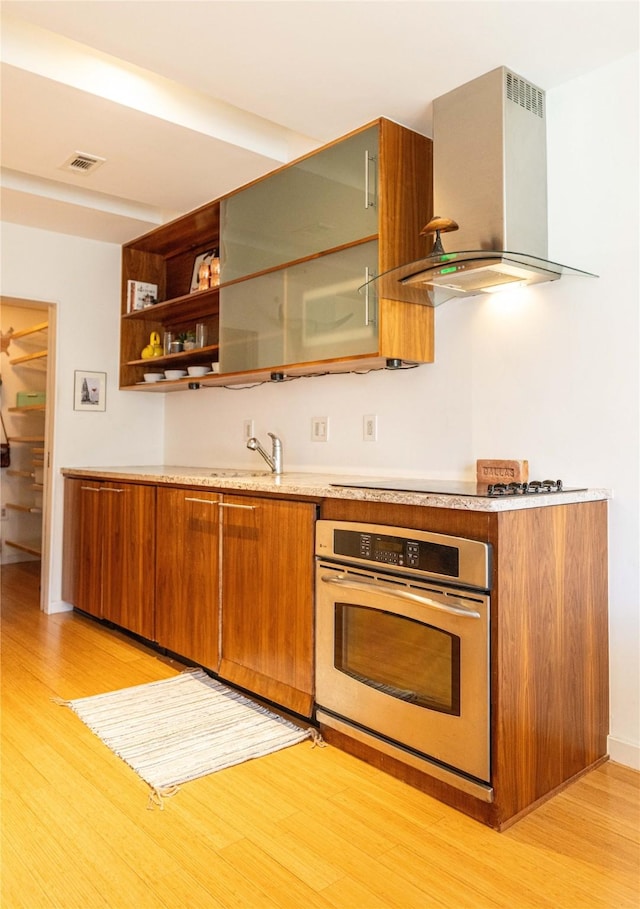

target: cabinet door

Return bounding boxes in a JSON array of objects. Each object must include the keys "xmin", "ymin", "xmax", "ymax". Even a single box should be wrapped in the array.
[
  {"xmin": 62, "ymin": 478, "xmax": 103, "ymax": 617},
  {"xmin": 220, "ymin": 241, "xmax": 379, "ymax": 373},
  {"xmin": 221, "ymin": 125, "xmax": 378, "ymax": 281},
  {"xmin": 155, "ymin": 487, "xmax": 221, "ymax": 669},
  {"xmin": 219, "ymin": 496, "xmax": 317, "ymax": 717},
  {"xmin": 100, "ymin": 482, "xmax": 156, "ymax": 640}
]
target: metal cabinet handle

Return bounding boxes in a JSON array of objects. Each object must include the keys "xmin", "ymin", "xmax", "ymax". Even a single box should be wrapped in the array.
[
  {"xmin": 364, "ymin": 150, "xmax": 377, "ymax": 209},
  {"xmin": 80, "ymin": 486, "xmax": 100, "ymax": 492},
  {"xmin": 320, "ymin": 573, "xmax": 481, "ymax": 619},
  {"xmin": 99, "ymin": 487, "xmax": 123, "ymax": 493},
  {"xmin": 364, "ymin": 266, "xmax": 376, "ymax": 326},
  {"xmin": 218, "ymin": 502, "xmax": 257, "ymax": 511},
  {"xmin": 184, "ymin": 497, "xmax": 219, "ymax": 505}
]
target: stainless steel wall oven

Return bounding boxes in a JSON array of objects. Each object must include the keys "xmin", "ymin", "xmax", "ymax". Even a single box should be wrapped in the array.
[{"xmin": 315, "ymin": 520, "xmax": 493, "ymax": 801}]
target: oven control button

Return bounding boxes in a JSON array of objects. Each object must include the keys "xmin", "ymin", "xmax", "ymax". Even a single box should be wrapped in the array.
[{"xmin": 406, "ymin": 542, "xmax": 419, "ymax": 567}]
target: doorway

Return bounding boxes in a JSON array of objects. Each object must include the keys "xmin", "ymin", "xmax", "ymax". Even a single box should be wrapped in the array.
[{"xmin": 0, "ymin": 296, "xmax": 56, "ymax": 611}]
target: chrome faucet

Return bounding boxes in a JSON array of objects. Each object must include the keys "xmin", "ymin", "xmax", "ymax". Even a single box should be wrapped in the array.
[{"xmin": 247, "ymin": 432, "xmax": 283, "ymax": 475}]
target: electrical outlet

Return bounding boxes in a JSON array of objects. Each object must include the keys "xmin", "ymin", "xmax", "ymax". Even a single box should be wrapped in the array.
[
  {"xmin": 243, "ymin": 419, "xmax": 254, "ymax": 442},
  {"xmin": 0, "ymin": 507, "xmax": 7, "ymax": 521},
  {"xmin": 363, "ymin": 414, "xmax": 378, "ymax": 442},
  {"xmin": 311, "ymin": 417, "xmax": 329, "ymax": 442}
]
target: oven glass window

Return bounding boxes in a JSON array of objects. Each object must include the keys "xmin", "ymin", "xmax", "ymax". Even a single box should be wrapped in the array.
[{"xmin": 334, "ymin": 604, "xmax": 460, "ymax": 715}]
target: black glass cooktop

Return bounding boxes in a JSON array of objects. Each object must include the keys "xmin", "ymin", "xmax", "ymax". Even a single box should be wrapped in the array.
[{"xmin": 330, "ymin": 479, "xmax": 587, "ymax": 498}]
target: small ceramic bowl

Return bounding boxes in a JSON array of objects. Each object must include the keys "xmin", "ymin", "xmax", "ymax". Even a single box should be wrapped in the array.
[
  {"xmin": 164, "ymin": 369, "xmax": 187, "ymax": 380},
  {"xmin": 143, "ymin": 373, "xmax": 163, "ymax": 383},
  {"xmin": 210, "ymin": 363, "xmax": 220, "ymax": 374},
  {"xmin": 187, "ymin": 366, "xmax": 209, "ymax": 377}
]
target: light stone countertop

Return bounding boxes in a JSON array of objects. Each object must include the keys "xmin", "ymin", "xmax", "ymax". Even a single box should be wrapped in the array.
[{"xmin": 61, "ymin": 465, "xmax": 611, "ymax": 513}]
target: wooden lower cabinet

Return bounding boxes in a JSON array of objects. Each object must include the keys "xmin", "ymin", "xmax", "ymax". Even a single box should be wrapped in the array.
[
  {"xmin": 155, "ymin": 487, "xmax": 221, "ymax": 670},
  {"xmin": 64, "ymin": 478, "xmax": 317, "ymax": 717},
  {"xmin": 62, "ymin": 477, "xmax": 155, "ymax": 640},
  {"xmin": 319, "ymin": 496, "xmax": 609, "ymax": 829},
  {"xmin": 219, "ymin": 494, "xmax": 317, "ymax": 718}
]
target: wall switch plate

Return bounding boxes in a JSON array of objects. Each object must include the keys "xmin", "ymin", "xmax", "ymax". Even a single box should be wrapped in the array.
[
  {"xmin": 243, "ymin": 419, "xmax": 254, "ymax": 442},
  {"xmin": 363, "ymin": 414, "xmax": 378, "ymax": 441},
  {"xmin": 312, "ymin": 417, "xmax": 329, "ymax": 442}
]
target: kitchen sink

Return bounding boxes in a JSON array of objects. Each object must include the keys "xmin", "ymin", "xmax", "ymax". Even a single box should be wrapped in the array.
[{"xmin": 209, "ymin": 468, "xmax": 273, "ymax": 477}]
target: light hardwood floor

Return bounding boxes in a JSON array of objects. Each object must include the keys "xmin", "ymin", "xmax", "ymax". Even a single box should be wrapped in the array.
[{"xmin": 2, "ymin": 561, "xmax": 638, "ymax": 909}]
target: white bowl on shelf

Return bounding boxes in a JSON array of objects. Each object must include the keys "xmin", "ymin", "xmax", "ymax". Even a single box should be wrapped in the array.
[
  {"xmin": 143, "ymin": 373, "xmax": 164, "ymax": 383},
  {"xmin": 164, "ymin": 369, "xmax": 187, "ymax": 380},
  {"xmin": 187, "ymin": 366, "xmax": 209, "ymax": 377}
]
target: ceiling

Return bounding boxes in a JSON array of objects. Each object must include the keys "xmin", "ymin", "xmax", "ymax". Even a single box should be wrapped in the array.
[{"xmin": 1, "ymin": 0, "xmax": 638, "ymax": 244}]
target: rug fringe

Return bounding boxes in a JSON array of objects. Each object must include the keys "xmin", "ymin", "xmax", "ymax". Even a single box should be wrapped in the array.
[
  {"xmin": 308, "ymin": 728, "xmax": 326, "ymax": 748},
  {"xmin": 147, "ymin": 785, "xmax": 180, "ymax": 811}
]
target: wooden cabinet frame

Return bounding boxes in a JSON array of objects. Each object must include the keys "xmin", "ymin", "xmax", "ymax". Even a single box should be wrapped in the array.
[{"xmin": 119, "ymin": 118, "xmax": 434, "ymax": 391}]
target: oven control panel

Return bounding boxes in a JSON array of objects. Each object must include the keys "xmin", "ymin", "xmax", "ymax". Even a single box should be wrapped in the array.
[
  {"xmin": 337, "ymin": 528, "xmax": 458, "ymax": 575},
  {"xmin": 357, "ymin": 532, "xmax": 422, "ymax": 569},
  {"xmin": 316, "ymin": 520, "xmax": 491, "ymax": 591}
]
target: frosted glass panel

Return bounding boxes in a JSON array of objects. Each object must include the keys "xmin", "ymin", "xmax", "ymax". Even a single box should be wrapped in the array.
[
  {"xmin": 220, "ymin": 242, "xmax": 378, "ymax": 373},
  {"xmin": 221, "ymin": 126, "xmax": 378, "ymax": 282}
]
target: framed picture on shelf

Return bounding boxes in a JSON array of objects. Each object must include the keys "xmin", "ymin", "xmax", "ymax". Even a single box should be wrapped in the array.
[
  {"xmin": 190, "ymin": 250, "xmax": 215, "ymax": 293},
  {"xmin": 74, "ymin": 370, "xmax": 107, "ymax": 412},
  {"xmin": 127, "ymin": 280, "xmax": 158, "ymax": 312}
]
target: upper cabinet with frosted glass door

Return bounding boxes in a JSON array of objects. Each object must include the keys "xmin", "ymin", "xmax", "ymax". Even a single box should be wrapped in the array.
[
  {"xmin": 219, "ymin": 119, "xmax": 434, "ymax": 377},
  {"xmin": 221, "ymin": 125, "xmax": 379, "ymax": 280}
]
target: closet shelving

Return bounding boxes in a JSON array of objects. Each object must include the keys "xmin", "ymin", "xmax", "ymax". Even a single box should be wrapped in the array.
[{"xmin": 3, "ymin": 320, "xmax": 48, "ymax": 558}]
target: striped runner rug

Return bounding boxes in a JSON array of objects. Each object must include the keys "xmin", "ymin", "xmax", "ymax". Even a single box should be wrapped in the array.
[{"xmin": 58, "ymin": 669, "xmax": 316, "ymax": 806}]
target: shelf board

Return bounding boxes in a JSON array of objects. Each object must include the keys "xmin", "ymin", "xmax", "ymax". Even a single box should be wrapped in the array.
[
  {"xmin": 5, "ymin": 539, "xmax": 41, "ymax": 557},
  {"xmin": 6, "ymin": 469, "xmax": 35, "ymax": 479},
  {"xmin": 11, "ymin": 321, "xmax": 48, "ymax": 340},
  {"xmin": 6, "ymin": 503, "xmax": 42, "ymax": 514},
  {"xmin": 8, "ymin": 437, "xmax": 45, "ymax": 444},
  {"xmin": 9, "ymin": 350, "xmax": 47, "ymax": 365},
  {"xmin": 126, "ymin": 343, "xmax": 219, "ymax": 368},
  {"xmin": 8, "ymin": 403, "xmax": 46, "ymax": 413},
  {"xmin": 123, "ymin": 287, "xmax": 219, "ymax": 322}
]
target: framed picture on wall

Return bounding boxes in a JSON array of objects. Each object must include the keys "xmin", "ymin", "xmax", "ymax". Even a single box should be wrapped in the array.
[{"xmin": 74, "ymin": 370, "xmax": 106, "ymax": 412}]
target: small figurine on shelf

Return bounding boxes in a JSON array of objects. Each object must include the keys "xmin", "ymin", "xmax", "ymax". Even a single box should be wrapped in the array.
[
  {"xmin": 209, "ymin": 248, "xmax": 220, "ymax": 288},
  {"xmin": 197, "ymin": 257, "xmax": 211, "ymax": 291}
]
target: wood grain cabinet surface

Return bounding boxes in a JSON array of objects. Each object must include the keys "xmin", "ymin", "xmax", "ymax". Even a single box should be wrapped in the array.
[
  {"xmin": 155, "ymin": 487, "xmax": 221, "ymax": 670},
  {"xmin": 218, "ymin": 495, "xmax": 317, "ymax": 718},
  {"xmin": 62, "ymin": 477, "xmax": 156, "ymax": 640}
]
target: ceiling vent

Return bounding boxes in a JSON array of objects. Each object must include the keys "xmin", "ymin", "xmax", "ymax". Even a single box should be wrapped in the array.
[{"xmin": 60, "ymin": 152, "xmax": 106, "ymax": 175}]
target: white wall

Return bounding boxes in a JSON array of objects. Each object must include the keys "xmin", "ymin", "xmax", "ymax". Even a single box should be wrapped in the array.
[
  {"xmin": 0, "ymin": 224, "xmax": 165, "ymax": 610},
  {"xmin": 163, "ymin": 54, "xmax": 640, "ymax": 768}
]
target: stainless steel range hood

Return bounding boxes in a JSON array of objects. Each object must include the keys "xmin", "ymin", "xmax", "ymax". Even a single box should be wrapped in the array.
[{"xmin": 366, "ymin": 67, "xmax": 597, "ymax": 306}]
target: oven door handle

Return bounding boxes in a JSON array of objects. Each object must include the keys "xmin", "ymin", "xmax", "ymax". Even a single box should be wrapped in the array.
[{"xmin": 320, "ymin": 573, "xmax": 482, "ymax": 619}]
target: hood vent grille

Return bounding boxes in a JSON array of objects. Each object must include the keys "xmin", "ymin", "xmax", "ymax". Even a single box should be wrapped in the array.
[
  {"xmin": 60, "ymin": 152, "xmax": 106, "ymax": 175},
  {"xmin": 505, "ymin": 72, "xmax": 545, "ymax": 118}
]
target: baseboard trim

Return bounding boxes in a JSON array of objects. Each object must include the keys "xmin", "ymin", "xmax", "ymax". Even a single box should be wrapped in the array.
[
  {"xmin": 46, "ymin": 599, "xmax": 73, "ymax": 615},
  {"xmin": 608, "ymin": 735, "xmax": 640, "ymax": 770}
]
